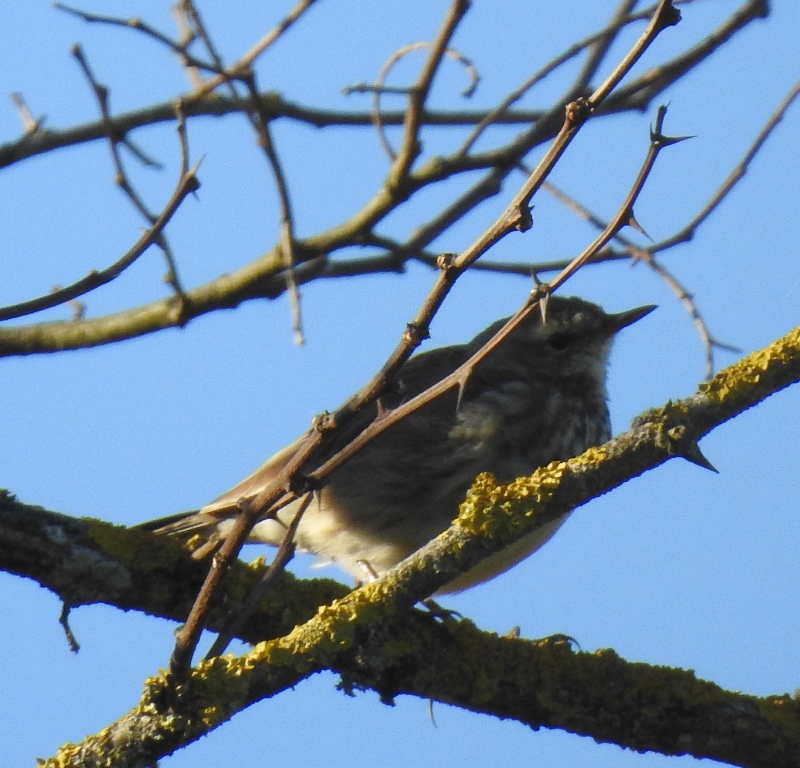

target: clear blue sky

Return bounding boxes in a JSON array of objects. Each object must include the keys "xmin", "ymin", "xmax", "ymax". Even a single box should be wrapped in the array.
[{"xmin": 1, "ymin": 1, "xmax": 799, "ymax": 765}]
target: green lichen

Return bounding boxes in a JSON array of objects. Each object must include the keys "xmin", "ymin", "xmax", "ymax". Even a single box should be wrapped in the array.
[
  {"xmin": 84, "ymin": 518, "xmax": 143, "ymax": 563},
  {"xmin": 84, "ymin": 517, "xmax": 188, "ymax": 576}
]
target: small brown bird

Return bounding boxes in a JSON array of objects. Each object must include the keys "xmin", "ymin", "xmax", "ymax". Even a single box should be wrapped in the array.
[{"xmin": 150, "ymin": 296, "xmax": 654, "ymax": 593}]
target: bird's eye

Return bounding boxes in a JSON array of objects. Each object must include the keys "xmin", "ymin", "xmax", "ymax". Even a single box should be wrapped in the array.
[{"xmin": 547, "ymin": 332, "xmax": 571, "ymax": 351}]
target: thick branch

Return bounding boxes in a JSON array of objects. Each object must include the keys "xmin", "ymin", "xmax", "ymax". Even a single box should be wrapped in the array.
[
  {"xmin": 0, "ymin": 491, "xmax": 347, "ymax": 644},
  {"xmin": 5, "ymin": 320, "xmax": 799, "ymax": 766},
  {"xmin": 38, "ymin": 606, "xmax": 800, "ymax": 768}
]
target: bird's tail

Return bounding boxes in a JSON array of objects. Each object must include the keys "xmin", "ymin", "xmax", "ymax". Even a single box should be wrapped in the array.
[{"xmin": 134, "ymin": 509, "xmax": 213, "ymax": 536}]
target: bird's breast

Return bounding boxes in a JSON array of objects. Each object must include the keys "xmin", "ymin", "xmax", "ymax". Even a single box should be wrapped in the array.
[{"xmin": 450, "ymin": 377, "xmax": 610, "ymax": 481}]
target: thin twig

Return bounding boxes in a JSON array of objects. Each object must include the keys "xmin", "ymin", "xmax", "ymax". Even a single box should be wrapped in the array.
[
  {"xmin": 70, "ymin": 44, "xmax": 189, "ymax": 308},
  {"xmin": 183, "ymin": 0, "xmax": 320, "ymax": 101},
  {"xmin": 498, "ymin": 77, "xmax": 800, "ymax": 281},
  {"xmin": 588, "ymin": 1, "xmax": 680, "ymax": 107},
  {"xmin": 0, "ymin": 163, "xmax": 200, "ymax": 321},
  {"xmin": 433, "ymin": 2, "xmax": 681, "ymax": 288},
  {"xmin": 55, "ymin": 3, "xmax": 216, "ymax": 73},
  {"xmin": 177, "ymin": 1, "xmax": 231, "ymax": 84},
  {"xmin": 388, "ymin": 0, "xmax": 471, "ymax": 184},
  {"xmin": 655, "ymin": 77, "xmax": 800, "ymax": 252},
  {"xmin": 575, "ymin": 0, "xmax": 639, "ymax": 89},
  {"xmin": 9, "ymin": 93, "xmax": 44, "ymax": 135},
  {"xmin": 603, "ymin": 0, "xmax": 769, "ymax": 112},
  {"xmin": 540, "ymin": 178, "xmax": 738, "ymax": 378},
  {"xmin": 242, "ymin": 73, "xmax": 305, "ymax": 344},
  {"xmin": 179, "ymin": 0, "xmax": 305, "ymax": 344},
  {"xmin": 56, "ymin": 0, "xmax": 319, "ymax": 102},
  {"xmin": 120, "ymin": 137, "xmax": 164, "ymax": 169},
  {"xmin": 170, "ymin": 2, "xmax": 205, "ymax": 89},
  {"xmin": 640, "ymin": 252, "xmax": 739, "ymax": 379},
  {"xmin": 203, "ymin": 492, "xmax": 314, "ymax": 660},
  {"xmin": 58, "ymin": 603, "xmax": 81, "ymax": 654},
  {"xmin": 457, "ymin": 1, "xmax": 661, "ymax": 156},
  {"xmin": 368, "ymin": 41, "xmax": 479, "ymax": 160}
]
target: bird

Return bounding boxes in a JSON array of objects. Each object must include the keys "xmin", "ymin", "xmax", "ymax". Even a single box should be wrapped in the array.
[{"xmin": 147, "ymin": 296, "xmax": 655, "ymax": 594}]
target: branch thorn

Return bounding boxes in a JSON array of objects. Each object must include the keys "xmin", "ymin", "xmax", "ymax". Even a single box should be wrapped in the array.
[
  {"xmin": 625, "ymin": 212, "xmax": 651, "ymax": 240},
  {"xmin": 679, "ymin": 440, "xmax": 718, "ymax": 473}
]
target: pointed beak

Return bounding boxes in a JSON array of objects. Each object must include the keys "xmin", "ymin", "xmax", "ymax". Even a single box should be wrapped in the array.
[{"xmin": 606, "ymin": 304, "xmax": 657, "ymax": 334}]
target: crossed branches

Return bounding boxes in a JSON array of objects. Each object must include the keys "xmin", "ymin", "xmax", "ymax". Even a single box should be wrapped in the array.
[{"xmin": 0, "ymin": 0, "xmax": 774, "ymax": 357}]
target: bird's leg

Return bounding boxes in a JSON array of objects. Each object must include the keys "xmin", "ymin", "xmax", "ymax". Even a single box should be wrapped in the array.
[
  {"xmin": 421, "ymin": 598, "xmax": 463, "ymax": 621},
  {"xmin": 356, "ymin": 559, "xmax": 380, "ymax": 583},
  {"xmin": 357, "ymin": 560, "xmax": 461, "ymax": 620}
]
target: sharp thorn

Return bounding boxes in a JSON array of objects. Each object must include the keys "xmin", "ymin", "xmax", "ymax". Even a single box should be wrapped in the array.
[
  {"xmin": 455, "ymin": 370, "xmax": 471, "ymax": 412},
  {"xmin": 626, "ymin": 213, "xmax": 652, "ymax": 240},
  {"xmin": 680, "ymin": 442, "xmax": 718, "ymax": 473},
  {"xmin": 539, "ymin": 290, "xmax": 550, "ymax": 323},
  {"xmin": 658, "ymin": 133, "xmax": 695, "ymax": 147}
]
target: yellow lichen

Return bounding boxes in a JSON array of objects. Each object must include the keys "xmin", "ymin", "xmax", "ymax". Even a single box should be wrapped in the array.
[
  {"xmin": 567, "ymin": 444, "xmax": 607, "ymax": 468},
  {"xmin": 454, "ymin": 444, "xmax": 612, "ymax": 544},
  {"xmin": 699, "ymin": 325, "xmax": 800, "ymax": 404},
  {"xmin": 84, "ymin": 518, "xmax": 177, "ymax": 573},
  {"xmin": 454, "ymin": 460, "xmax": 571, "ymax": 541}
]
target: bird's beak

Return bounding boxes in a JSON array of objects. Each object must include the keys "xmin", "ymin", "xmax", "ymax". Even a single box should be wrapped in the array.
[{"xmin": 607, "ymin": 304, "xmax": 657, "ymax": 334}]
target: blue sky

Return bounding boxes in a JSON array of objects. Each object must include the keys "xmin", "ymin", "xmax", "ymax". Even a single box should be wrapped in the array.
[{"xmin": 1, "ymin": 1, "xmax": 799, "ymax": 765}]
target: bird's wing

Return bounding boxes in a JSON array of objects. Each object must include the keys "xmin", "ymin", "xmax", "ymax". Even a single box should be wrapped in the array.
[
  {"xmin": 201, "ymin": 432, "xmax": 311, "ymax": 515},
  {"xmin": 138, "ymin": 432, "xmax": 310, "ymax": 537},
  {"xmin": 142, "ymin": 339, "xmax": 472, "ymax": 537}
]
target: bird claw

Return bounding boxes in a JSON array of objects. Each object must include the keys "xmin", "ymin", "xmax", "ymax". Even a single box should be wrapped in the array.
[
  {"xmin": 538, "ymin": 632, "xmax": 580, "ymax": 650},
  {"xmin": 422, "ymin": 598, "xmax": 462, "ymax": 622}
]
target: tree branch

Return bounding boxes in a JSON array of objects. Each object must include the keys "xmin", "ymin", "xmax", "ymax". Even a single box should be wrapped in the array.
[
  {"xmin": 5, "ymin": 317, "xmax": 799, "ymax": 766},
  {"xmin": 0, "ymin": 1, "xmax": 770, "ymax": 355}
]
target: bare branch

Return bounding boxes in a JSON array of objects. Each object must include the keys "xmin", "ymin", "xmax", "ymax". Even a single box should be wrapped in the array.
[
  {"xmin": 457, "ymin": 0, "xmax": 661, "ymax": 156},
  {"xmin": 0, "ymin": 162, "xmax": 200, "ymax": 322},
  {"xmin": 388, "ymin": 0, "xmax": 471, "ymax": 183},
  {"xmin": 181, "ymin": 0, "xmax": 320, "ymax": 101},
  {"xmin": 368, "ymin": 41, "xmax": 479, "ymax": 160},
  {"xmin": 0, "ymin": 1, "xmax": 776, "ymax": 360},
  {"xmin": 70, "ymin": 44, "xmax": 189, "ymax": 306},
  {"xmin": 574, "ymin": 0, "xmax": 638, "ymax": 89},
  {"xmin": 177, "ymin": 0, "xmax": 306, "ymax": 344},
  {"xmin": 0, "ymin": 99, "xmax": 546, "ymax": 171},
  {"xmin": 604, "ymin": 0, "xmax": 769, "ymax": 112},
  {"xmin": 241, "ymin": 75, "xmax": 305, "ymax": 344},
  {"xmin": 55, "ymin": 2, "xmax": 216, "ymax": 73},
  {"xmin": 656, "ymin": 77, "xmax": 800, "ymax": 252}
]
